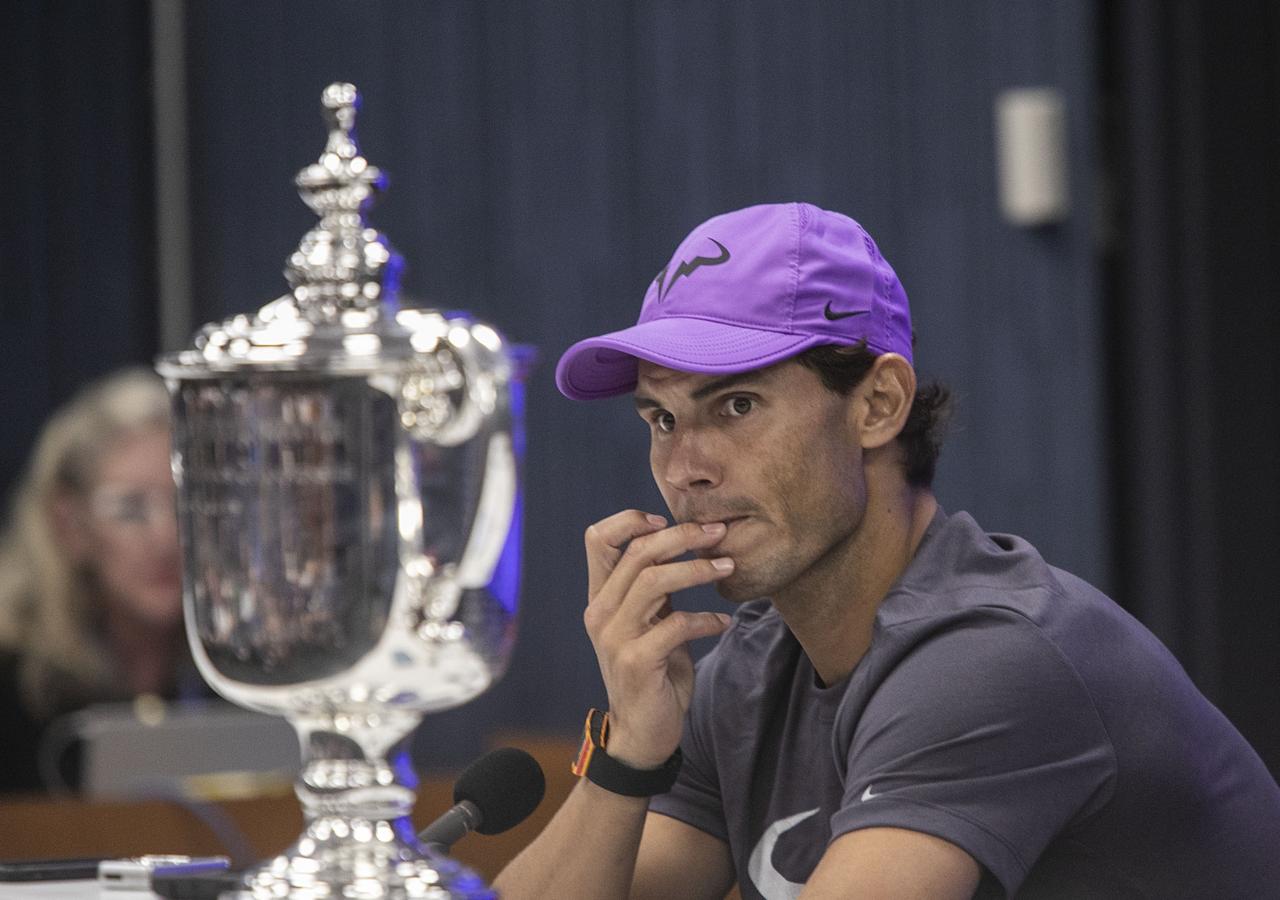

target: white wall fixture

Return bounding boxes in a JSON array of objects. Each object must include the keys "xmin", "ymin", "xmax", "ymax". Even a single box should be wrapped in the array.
[{"xmin": 995, "ymin": 87, "xmax": 1070, "ymax": 227}]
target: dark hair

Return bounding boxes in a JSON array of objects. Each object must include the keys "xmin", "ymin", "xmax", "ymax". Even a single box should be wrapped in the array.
[{"xmin": 794, "ymin": 343, "xmax": 953, "ymax": 487}]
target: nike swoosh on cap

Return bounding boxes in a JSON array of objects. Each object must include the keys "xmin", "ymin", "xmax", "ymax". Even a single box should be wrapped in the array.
[{"xmin": 823, "ymin": 301, "xmax": 870, "ymax": 321}]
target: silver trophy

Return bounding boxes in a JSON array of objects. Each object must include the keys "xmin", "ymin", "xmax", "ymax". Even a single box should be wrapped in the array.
[{"xmin": 157, "ymin": 83, "xmax": 525, "ymax": 898}]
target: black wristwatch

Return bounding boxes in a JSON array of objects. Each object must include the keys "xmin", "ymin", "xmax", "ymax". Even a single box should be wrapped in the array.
[{"xmin": 571, "ymin": 708, "xmax": 682, "ymax": 797}]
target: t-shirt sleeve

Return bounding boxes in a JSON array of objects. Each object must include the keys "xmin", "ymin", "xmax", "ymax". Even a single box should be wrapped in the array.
[
  {"xmin": 648, "ymin": 651, "xmax": 729, "ymax": 842},
  {"xmin": 830, "ymin": 610, "xmax": 1116, "ymax": 896}
]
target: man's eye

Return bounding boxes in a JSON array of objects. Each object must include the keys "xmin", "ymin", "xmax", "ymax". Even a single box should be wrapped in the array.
[
  {"xmin": 724, "ymin": 396, "xmax": 754, "ymax": 417},
  {"xmin": 653, "ymin": 412, "xmax": 675, "ymax": 433}
]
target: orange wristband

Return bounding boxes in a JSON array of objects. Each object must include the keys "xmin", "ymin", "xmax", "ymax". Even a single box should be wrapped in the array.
[{"xmin": 571, "ymin": 708, "xmax": 682, "ymax": 797}]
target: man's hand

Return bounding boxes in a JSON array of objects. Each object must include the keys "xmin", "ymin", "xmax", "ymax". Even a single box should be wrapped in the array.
[{"xmin": 582, "ymin": 510, "xmax": 735, "ymax": 768}]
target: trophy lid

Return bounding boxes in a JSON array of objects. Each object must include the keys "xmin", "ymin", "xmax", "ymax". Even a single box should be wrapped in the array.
[{"xmin": 158, "ymin": 83, "xmax": 495, "ymax": 379}]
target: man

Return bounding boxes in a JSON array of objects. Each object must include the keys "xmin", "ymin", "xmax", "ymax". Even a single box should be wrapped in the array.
[{"xmin": 495, "ymin": 203, "xmax": 1280, "ymax": 898}]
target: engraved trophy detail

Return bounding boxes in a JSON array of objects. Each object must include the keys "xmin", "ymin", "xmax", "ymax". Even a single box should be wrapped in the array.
[{"xmin": 157, "ymin": 83, "xmax": 524, "ymax": 898}]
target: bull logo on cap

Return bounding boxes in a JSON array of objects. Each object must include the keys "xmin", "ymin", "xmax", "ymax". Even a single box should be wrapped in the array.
[{"xmin": 653, "ymin": 237, "xmax": 731, "ymax": 302}]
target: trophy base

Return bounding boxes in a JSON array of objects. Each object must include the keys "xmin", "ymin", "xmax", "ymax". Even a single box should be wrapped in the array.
[{"xmin": 233, "ymin": 815, "xmax": 493, "ymax": 900}]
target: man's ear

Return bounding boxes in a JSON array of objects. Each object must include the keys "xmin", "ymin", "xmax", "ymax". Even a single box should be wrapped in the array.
[{"xmin": 856, "ymin": 354, "xmax": 916, "ymax": 450}]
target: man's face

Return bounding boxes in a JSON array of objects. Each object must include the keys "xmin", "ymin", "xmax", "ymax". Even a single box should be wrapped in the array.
[{"xmin": 634, "ymin": 358, "xmax": 867, "ymax": 602}]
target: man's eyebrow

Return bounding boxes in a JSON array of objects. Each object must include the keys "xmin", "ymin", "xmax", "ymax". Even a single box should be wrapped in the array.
[
  {"xmin": 634, "ymin": 371, "xmax": 767, "ymax": 410},
  {"xmin": 690, "ymin": 371, "xmax": 767, "ymax": 401}
]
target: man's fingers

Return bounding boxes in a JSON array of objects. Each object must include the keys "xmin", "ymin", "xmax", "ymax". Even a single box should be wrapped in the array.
[
  {"xmin": 591, "ymin": 520, "xmax": 728, "ymax": 612},
  {"xmin": 604, "ymin": 609, "xmax": 733, "ymax": 705},
  {"xmin": 585, "ymin": 556, "xmax": 733, "ymax": 639},
  {"xmin": 633, "ymin": 609, "xmax": 734, "ymax": 661},
  {"xmin": 617, "ymin": 558, "xmax": 734, "ymax": 629},
  {"xmin": 649, "ymin": 598, "xmax": 674, "ymax": 626},
  {"xmin": 585, "ymin": 509, "xmax": 668, "ymax": 597}
]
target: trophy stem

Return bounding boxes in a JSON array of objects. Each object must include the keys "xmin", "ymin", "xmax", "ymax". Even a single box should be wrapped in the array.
[
  {"xmin": 293, "ymin": 710, "xmax": 420, "ymax": 821},
  {"xmin": 233, "ymin": 710, "xmax": 493, "ymax": 899}
]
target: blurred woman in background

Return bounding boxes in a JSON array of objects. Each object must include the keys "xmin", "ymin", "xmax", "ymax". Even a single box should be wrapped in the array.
[{"xmin": 0, "ymin": 368, "xmax": 201, "ymax": 793}]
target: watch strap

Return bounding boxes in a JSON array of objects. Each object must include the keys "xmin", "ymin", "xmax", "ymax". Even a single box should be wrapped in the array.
[{"xmin": 571, "ymin": 708, "xmax": 682, "ymax": 797}]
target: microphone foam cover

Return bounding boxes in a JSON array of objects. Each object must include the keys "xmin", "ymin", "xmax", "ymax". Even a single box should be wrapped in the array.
[{"xmin": 454, "ymin": 746, "xmax": 547, "ymax": 835}]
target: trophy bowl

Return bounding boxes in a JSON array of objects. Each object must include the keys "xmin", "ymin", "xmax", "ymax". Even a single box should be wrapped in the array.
[{"xmin": 158, "ymin": 83, "xmax": 525, "ymax": 899}]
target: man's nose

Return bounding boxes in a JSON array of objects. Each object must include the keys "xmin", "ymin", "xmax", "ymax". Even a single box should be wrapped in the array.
[{"xmin": 660, "ymin": 429, "xmax": 722, "ymax": 493}]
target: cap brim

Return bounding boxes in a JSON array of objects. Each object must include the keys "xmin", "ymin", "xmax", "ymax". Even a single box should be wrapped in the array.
[{"xmin": 555, "ymin": 317, "xmax": 825, "ymax": 400}]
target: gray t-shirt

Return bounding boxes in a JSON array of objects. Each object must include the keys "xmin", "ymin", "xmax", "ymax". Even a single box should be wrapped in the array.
[{"xmin": 649, "ymin": 509, "xmax": 1280, "ymax": 898}]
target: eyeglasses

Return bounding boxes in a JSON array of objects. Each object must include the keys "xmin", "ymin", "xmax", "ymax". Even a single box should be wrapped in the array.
[{"xmin": 88, "ymin": 486, "xmax": 177, "ymax": 528}]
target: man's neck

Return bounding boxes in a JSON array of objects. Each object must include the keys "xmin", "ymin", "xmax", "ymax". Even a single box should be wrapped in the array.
[{"xmin": 773, "ymin": 484, "xmax": 937, "ymax": 687}]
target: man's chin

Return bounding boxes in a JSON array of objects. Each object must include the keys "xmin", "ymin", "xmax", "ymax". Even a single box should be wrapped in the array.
[{"xmin": 713, "ymin": 575, "xmax": 768, "ymax": 604}]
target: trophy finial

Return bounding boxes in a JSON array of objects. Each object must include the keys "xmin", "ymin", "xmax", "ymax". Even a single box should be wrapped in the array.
[
  {"xmin": 286, "ymin": 82, "xmax": 402, "ymax": 321},
  {"xmin": 322, "ymin": 81, "xmax": 358, "ymax": 113},
  {"xmin": 319, "ymin": 82, "xmax": 360, "ymax": 163}
]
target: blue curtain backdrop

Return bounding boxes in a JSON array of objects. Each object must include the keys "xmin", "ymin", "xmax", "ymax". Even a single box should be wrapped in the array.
[
  {"xmin": 3, "ymin": 0, "xmax": 1276, "ymax": 776},
  {"xmin": 1103, "ymin": 0, "xmax": 1280, "ymax": 776},
  {"xmin": 1, "ymin": 0, "xmax": 157, "ymax": 474}
]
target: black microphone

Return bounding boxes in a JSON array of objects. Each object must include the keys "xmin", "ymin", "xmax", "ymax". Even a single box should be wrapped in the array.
[{"xmin": 417, "ymin": 747, "xmax": 546, "ymax": 850}]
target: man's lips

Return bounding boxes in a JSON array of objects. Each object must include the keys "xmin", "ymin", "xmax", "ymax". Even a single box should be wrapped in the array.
[
  {"xmin": 689, "ymin": 516, "xmax": 751, "ymax": 554},
  {"xmin": 691, "ymin": 514, "xmax": 747, "ymax": 542},
  {"xmin": 688, "ymin": 515, "xmax": 749, "ymax": 528}
]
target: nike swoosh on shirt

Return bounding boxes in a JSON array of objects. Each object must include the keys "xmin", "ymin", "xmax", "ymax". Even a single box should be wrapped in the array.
[
  {"xmin": 861, "ymin": 785, "xmax": 880, "ymax": 801},
  {"xmin": 747, "ymin": 807, "xmax": 818, "ymax": 900}
]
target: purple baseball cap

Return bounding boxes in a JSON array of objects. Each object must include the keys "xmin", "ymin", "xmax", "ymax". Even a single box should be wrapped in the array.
[{"xmin": 555, "ymin": 202, "xmax": 913, "ymax": 400}]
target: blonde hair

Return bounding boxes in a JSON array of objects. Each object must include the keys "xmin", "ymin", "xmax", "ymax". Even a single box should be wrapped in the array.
[{"xmin": 0, "ymin": 367, "xmax": 173, "ymax": 719}]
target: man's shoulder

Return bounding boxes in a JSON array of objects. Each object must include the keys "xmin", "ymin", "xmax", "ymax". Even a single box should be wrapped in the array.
[{"xmin": 883, "ymin": 509, "xmax": 1112, "ymax": 630}]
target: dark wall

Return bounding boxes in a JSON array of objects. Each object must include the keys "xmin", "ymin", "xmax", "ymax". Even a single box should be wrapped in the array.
[
  {"xmin": 1105, "ymin": 0, "xmax": 1280, "ymax": 776},
  {"xmin": 1, "ymin": 1, "xmax": 157, "ymax": 495}
]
